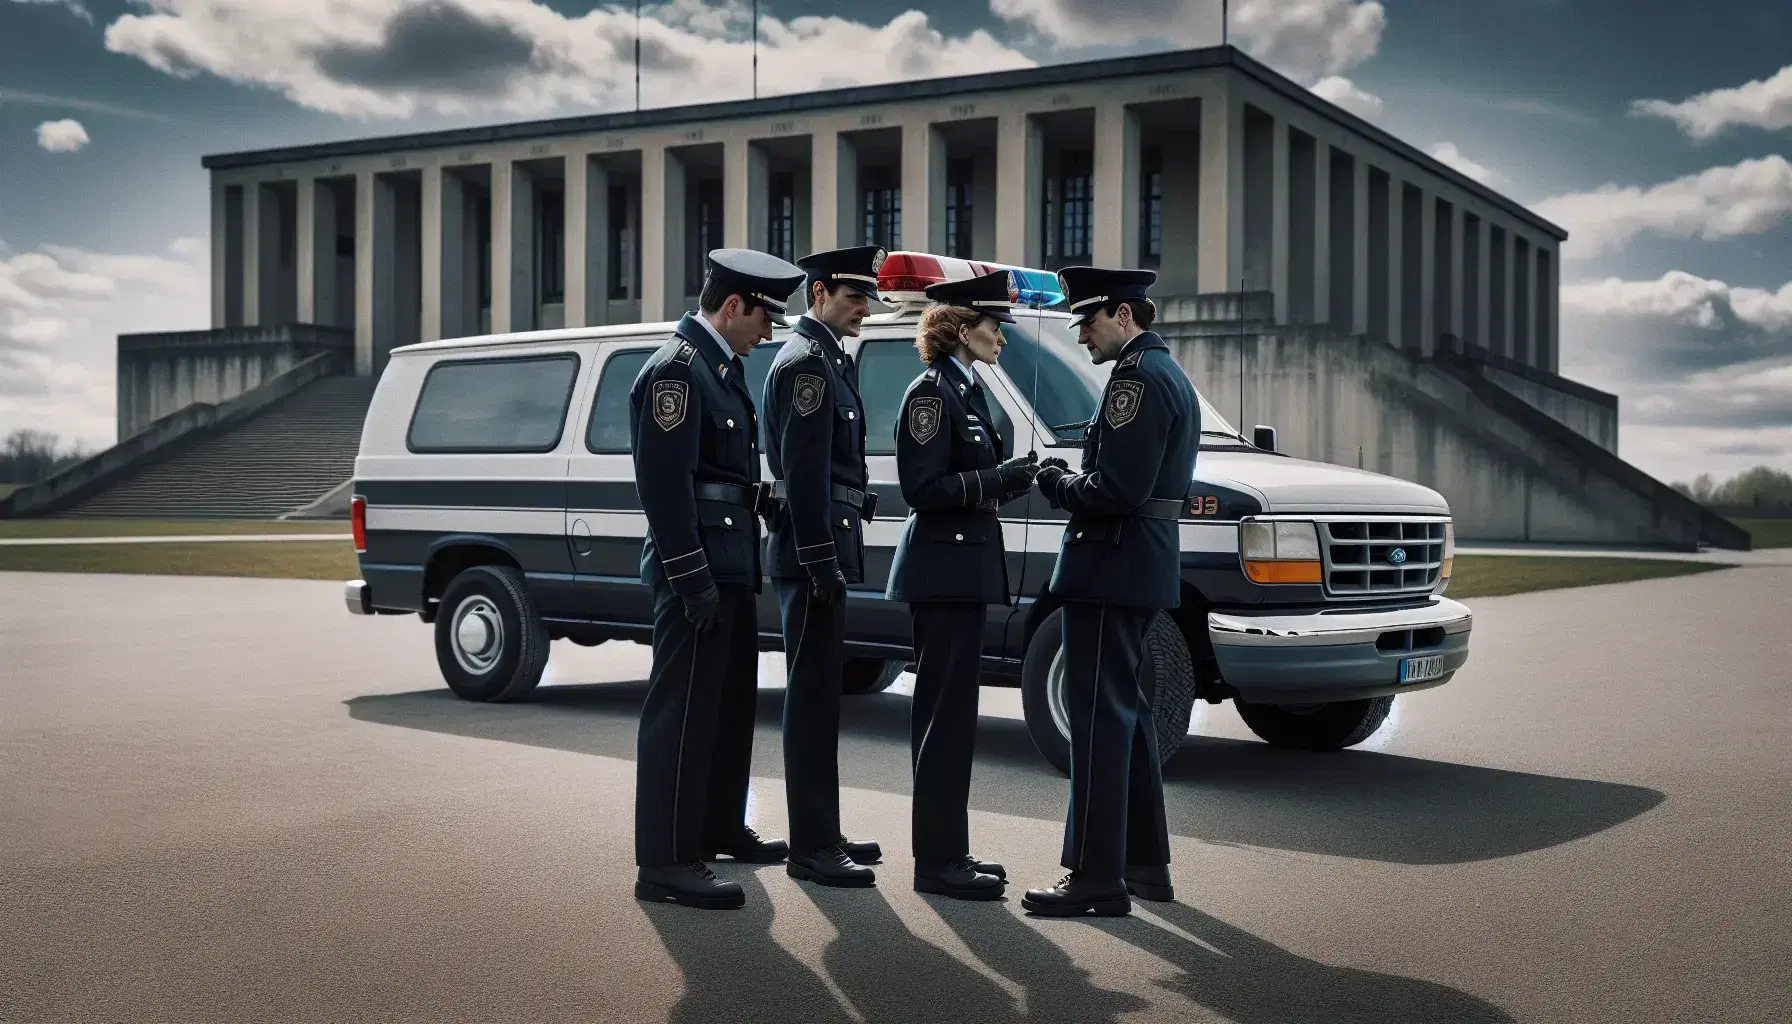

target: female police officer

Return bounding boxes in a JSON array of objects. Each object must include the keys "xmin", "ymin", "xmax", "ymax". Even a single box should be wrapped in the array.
[{"xmin": 886, "ymin": 270, "xmax": 1039, "ymax": 901}]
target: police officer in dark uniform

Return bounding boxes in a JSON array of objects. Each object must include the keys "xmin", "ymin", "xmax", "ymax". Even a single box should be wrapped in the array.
[
  {"xmin": 631, "ymin": 248, "xmax": 806, "ymax": 911},
  {"xmin": 1021, "ymin": 266, "xmax": 1200, "ymax": 918},
  {"xmin": 887, "ymin": 270, "xmax": 1040, "ymax": 901},
  {"xmin": 763, "ymin": 244, "xmax": 886, "ymax": 888}
]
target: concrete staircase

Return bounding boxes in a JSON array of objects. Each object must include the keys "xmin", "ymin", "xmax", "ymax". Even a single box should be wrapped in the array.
[{"xmin": 61, "ymin": 376, "xmax": 374, "ymax": 519}]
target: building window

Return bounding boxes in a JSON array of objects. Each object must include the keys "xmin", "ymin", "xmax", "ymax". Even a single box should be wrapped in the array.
[
  {"xmin": 608, "ymin": 184, "xmax": 633, "ymax": 301},
  {"xmin": 277, "ymin": 191, "xmax": 296, "ymax": 272},
  {"xmin": 1141, "ymin": 146, "xmax": 1164, "ymax": 266},
  {"xmin": 1043, "ymin": 176, "xmax": 1056, "ymax": 260},
  {"xmin": 1059, "ymin": 150, "xmax": 1092, "ymax": 262},
  {"xmin": 768, "ymin": 172, "xmax": 796, "ymax": 263},
  {"xmin": 861, "ymin": 167, "xmax": 901, "ymax": 249},
  {"xmin": 537, "ymin": 187, "xmax": 565, "ymax": 306},
  {"xmin": 944, "ymin": 159, "xmax": 975, "ymax": 258},
  {"xmin": 475, "ymin": 193, "xmax": 492, "ymax": 312},
  {"xmin": 688, "ymin": 178, "xmax": 724, "ymax": 295}
]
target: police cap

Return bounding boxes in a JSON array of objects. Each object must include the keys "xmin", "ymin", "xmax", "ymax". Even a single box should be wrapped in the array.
[
  {"xmin": 705, "ymin": 248, "xmax": 806, "ymax": 326},
  {"xmin": 923, "ymin": 269, "xmax": 1017, "ymax": 323},
  {"xmin": 1057, "ymin": 266, "xmax": 1158, "ymax": 328},
  {"xmin": 796, "ymin": 245, "xmax": 887, "ymax": 302}
]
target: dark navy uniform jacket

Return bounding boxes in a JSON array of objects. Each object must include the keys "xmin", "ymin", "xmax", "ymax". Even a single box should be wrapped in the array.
[
  {"xmin": 629, "ymin": 313, "xmax": 764, "ymax": 596},
  {"xmin": 763, "ymin": 315, "xmax": 869, "ymax": 583},
  {"xmin": 1043, "ymin": 331, "xmax": 1200, "ymax": 610},
  {"xmin": 886, "ymin": 359, "xmax": 1013, "ymax": 606}
]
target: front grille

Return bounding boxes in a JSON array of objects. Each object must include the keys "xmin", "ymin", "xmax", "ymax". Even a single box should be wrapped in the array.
[{"xmin": 1321, "ymin": 519, "xmax": 1447, "ymax": 596}]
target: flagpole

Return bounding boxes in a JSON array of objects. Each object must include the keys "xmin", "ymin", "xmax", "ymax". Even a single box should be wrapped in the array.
[
  {"xmin": 753, "ymin": 0, "xmax": 760, "ymax": 99},
  {"xmin": 634, "ymin": 0, "xmax": 642, "ymax": 111},
  {"xmin": 1222, "ymin": 0, "xmax": 1229, "ymax": 46}
]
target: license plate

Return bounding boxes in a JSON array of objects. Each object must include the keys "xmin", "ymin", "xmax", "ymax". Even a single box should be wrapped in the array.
[{"xmin": 1400, "ymin": 655, "xmax": 1447, "ymax": 684}]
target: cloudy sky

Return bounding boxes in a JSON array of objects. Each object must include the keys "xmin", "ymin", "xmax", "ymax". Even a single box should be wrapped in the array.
[{"xmin": 2, "ymin": 0, "xmax": 1790, "ymax": 486}]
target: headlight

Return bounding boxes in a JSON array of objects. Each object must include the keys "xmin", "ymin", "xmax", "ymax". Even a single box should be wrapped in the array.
[{"xmin": 1239, "ymin": 519, "xmax": 1322, "ymax": 584}]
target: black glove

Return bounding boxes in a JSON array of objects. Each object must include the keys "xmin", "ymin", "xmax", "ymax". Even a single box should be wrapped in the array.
[
  {"xmin": 682, "ymin": 583, "xmax": 721, "ymax": 633},
  {"xmin": 996, "ymin": 452, "xmax": 1039, "ymax": 492},
  {"xmin": 808, "ymin": 565, "xmax": 848, "ymax": 605},
  {"xmin": 1039, "ymin": 456, "xmax": 1070, "ymax": 472},
  {"xmin": 1035, "ymin": 464, "xmax": 1069, "ymax": 505}
]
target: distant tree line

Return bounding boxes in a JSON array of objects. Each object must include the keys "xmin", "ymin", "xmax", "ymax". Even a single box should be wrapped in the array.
[
  {"xmin": 1, "ymin": 429, "xmax": 90, "ymax": 485},
  {"xmin": 1672, "ymin": 466, "xmax": 1792, "ymax": 512}
]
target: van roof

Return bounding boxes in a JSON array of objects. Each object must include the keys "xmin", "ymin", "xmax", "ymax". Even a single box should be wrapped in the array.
[{"xmin": 388, "ymin": 306, "xmax": 1071, "ymax": 358}]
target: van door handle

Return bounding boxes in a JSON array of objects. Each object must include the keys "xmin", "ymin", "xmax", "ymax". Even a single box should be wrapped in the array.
[{"xmin": 571, "ymin": 518, "xmax": 593, "ymax": 556}]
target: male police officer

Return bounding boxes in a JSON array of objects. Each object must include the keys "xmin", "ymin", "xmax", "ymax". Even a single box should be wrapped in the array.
[
  {"xmin": 763, "ymin": 244, "xmax": 886, "ymax": 888},
  {"xmin": 631, "ymin": 248, "xmax": 806, "ymax": 911},
  {"xmin": 1021, "ymin": 266, "xmax": 1200, "ymax": 918}
]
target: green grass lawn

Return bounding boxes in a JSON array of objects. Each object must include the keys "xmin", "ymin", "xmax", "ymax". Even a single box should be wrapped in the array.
[
  {"xmin": 0, "ymin": 517, "xmax": 347, "ymax": 539},
  {"xmin": 1734, "ymin": 518, "xmax": 1792, "ymax": 549},
  {"xmin": 1444, "ymin": 555, "xmax": 1731, "ymax": 599}
]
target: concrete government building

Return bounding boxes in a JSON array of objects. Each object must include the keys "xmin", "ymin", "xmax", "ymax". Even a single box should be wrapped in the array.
[{"xmin": 2, "ymin": 45, "xmax": 1738, "ymax": 548}]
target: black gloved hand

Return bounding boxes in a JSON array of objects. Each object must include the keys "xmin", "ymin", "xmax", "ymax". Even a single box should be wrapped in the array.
[
  {"xmin": 1035, "ymin": 464, "xmax": 1069, "ymax": 506},
  {"xmin": 682, "ymin": 583, "xmax": 721, "ymax": 633},
  {"xmin": 996, "ymin": 452, "xmax": 1039, "ymax": 491},
  {"xmin": 1039, "ymin": 456, "xmax": 1070, "ymax": 472},
  {"xmin": 809, "ymin": 565, "xmax": 848, "ymax": 605}
]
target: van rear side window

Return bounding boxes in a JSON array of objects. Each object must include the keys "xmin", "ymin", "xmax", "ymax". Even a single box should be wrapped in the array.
[
  {"xmin": 586, "ymin": 349, "xmax": 651, "ymax": 453},
  {"xmin": 407, "ymin": 353, "xmax": 581, "ymax": 453}
]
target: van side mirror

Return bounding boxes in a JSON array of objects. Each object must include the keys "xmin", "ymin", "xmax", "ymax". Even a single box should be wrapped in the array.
[{"xmin": 1252, "ymin": 425, "xmax": 1277, "ymax": 452}]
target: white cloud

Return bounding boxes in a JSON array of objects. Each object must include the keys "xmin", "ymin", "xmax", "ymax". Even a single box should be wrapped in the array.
[
  {"xmin": 1631, "ymin": 64, "xmax": 1792, "ymax": 141},
  {"xmin": 5, "ymin": 0, "xmax": 93, "ymax": 25},
  {"xmin": 1561, "ymin": 271, "xmax": 1792, "ymax": 334},
  {"xmin": 1427, "ymin": 141, "xmax": 1500, "ymax": 185},
  {"xmin": 102, "ymin": 0, "xmax": 1034, "ymax": 120},
  {"xmin": 1533, "ymin": 155, "xmax": 1792, "ymax": 259},
  {"xmin": 1311, "ymin": 75, "xmax": 1383, "ymax": 120},
  {"xmin": 990, "ymin": 0, "xmax": 1385, "ymax": 83},
  {"xmin": 0, "ymin": 238, "xmax": 208, "ymax": 448},
  {"xmin": 33, "ymin": 118, "xmax": 89, "ymax": 152}
]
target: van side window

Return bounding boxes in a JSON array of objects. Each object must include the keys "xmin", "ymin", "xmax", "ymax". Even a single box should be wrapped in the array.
[
  {"xmin": 407, "ymin": 353, "xmax": 580, "ymax": 454},
  {"xmin": 856, "ymin": 339, "xmax": 1013, "ymax": 455},
  {"xmin": 585, "ymin": 349, "xmax": 651, "ymax": 453}
]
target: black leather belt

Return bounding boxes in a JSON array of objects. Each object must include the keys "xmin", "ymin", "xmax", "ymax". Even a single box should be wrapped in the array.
[
  {"xmin": 770, "ymin": 480, "xmax": 878, "ymax": 521},
  {"xmin": 695, "ymin": 480, "xmax": 770, "ymax": 512},
  {"xmin": 1131, "ymin": 497, "xmax": 1190, "ymax": 521}
]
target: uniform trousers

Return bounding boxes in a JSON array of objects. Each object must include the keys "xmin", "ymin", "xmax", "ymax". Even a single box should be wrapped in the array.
[
  {"xmin": 774, "ymin": 577, "xmax": 848, "ymax": 851},
  {"xmin": 909, "ymin": 602, "xmax": 985, "ymax": 867},
  {"xmin": 634, "ymin": 580, "xmax": 760, "ymax": 867},
  {"xmin": 1059, "ymin": 601, "xmax": 1173, "ymax": 878}
]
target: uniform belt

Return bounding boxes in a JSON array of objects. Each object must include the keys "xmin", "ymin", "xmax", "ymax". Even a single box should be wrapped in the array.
[
  {"xmin": 1130, "ymin": 497, "xmax": 1190, "ymax": 521},
  {"xmin": 694, "ymin": 480, "xmax": 769, "ymax": 512},
  {"xmin": 770, "ymin": 480, "xmax": 878, "ymax": 521}
]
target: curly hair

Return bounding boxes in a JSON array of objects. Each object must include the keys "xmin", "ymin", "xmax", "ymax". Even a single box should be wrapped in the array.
[{"xmin": 914, "ymin": 304, "xmax": 984, "ymax": 363}]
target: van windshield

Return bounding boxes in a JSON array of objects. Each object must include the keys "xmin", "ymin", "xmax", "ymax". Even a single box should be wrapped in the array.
[{"xmin": 999, "ymin": 314, "xmax": 1245, "ymax": 443}]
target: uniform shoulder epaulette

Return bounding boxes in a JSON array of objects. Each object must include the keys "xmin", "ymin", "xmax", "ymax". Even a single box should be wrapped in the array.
[
  {"xmin": 1117, "ymin": 350, "xmax": 1144, "ymax": 372},
  {"xmin": 673, "ymin": 342, "xmax": 696, "ymax": 365},
  {"xmin": 922, "ymin": 367, "xmax": 940, "ymax": 382}
]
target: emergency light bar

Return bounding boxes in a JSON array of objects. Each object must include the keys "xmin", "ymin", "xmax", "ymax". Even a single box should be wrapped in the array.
[{"xmin": 876, "ymin": 252, "xmax": 1066, "ymax": 310}]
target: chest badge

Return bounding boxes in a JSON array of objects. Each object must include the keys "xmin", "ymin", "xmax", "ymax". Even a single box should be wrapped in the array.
[
  {"xmin": 793, "ymin": 373, "xmax": 826, "ymax": 416},
  {"xmin": 652, "ymin": 380, "xmax": 688, "ymax": 431},
  {"xmin": 908, "ymin": 396, "xmax": 943, "ymax": 444},
  {"xmin": 1104, "ymin": 379, "xmax": 1145, "ymax": 429}
]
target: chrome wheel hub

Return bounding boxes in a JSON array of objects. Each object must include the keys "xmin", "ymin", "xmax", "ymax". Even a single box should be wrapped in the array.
[{"xmin": 451, "ymin": 595, "xmax": 504, "ymax": 675}]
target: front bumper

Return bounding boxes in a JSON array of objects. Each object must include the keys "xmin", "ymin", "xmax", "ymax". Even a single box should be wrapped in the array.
[{"xmin": 1208, "ymin": 595, "xmax": 1472, "ymax": 703}]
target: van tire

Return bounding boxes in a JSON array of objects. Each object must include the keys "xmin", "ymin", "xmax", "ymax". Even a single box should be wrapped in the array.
[
  {"xmin": 434, "ymin": 564, "xmax": 549, "ymax": 702},
  {"xmin": 843, "ymin": 657, "xmax": 904, "ymax": 694},
  {"xmin": 1235, "ymin": 695, "xmax": 1394, "ymax": 751},
  {"xmin": 1021, "ymin": 607, "xmax": 1198, "ymax": 777}
]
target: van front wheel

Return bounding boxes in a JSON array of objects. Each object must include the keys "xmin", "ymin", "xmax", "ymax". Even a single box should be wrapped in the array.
[{"xmin": 1020, "ymin": 607, "xmax": 1197, "ymax": 777}]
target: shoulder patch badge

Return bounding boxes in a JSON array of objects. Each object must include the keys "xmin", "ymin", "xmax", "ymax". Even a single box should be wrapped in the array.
[
  {"xmin": 652, "ymin": 380, "xmax": 688, "ymax": 431},
  {"xmin": 1103, "ymin": 379, "xmax": 1145, "ymax": 429},
  {"xmin": 908, "ymin": 396, "xmax": 944, "ymax": 444},
  {"xmin": 673, "ymin": 342, "xmax": 696, "ymax": 365},
  {"xmin": 793, "ymin": 373, "xmax": 826, "ymax": 416}
]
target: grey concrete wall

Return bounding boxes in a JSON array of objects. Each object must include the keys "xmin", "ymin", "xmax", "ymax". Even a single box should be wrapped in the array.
[
  {"xmin": 116, "ymin": 324, "xmax": 354, "ymax": 439},
  {"xmin": 1157, "ymin": 304, "xmax": 1727, "ymax": 548},
  {"xmin": 1469, "ymin": 358, "xmax": 1617, "ymax": 454}
]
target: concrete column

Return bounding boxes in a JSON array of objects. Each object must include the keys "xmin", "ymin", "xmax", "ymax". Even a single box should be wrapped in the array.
[
  {"xmin": 296, "ymin": 179, "xmax": 317, "ymax": 323},
  {"xmin": 419, "ymin": 166, "xmax": 443, "ymax": 342},
  {"xmin": 1197, "ymin": 91, "xmax": 1245, "ymax": 293},
  {"xmin": 1542, "ymin": 246, "xmax": 1558, "ymax": 373},
  {"xmin": 210, "ymin": 178, "xmax": 228, "ymax": 328},
  {"xmin": 1092, "ymin": 101, "xmax": 1140, "ymax": 269},
  {"xmin": 747, "ymin": 144, "xmax": 769, "ymax": 251},
  {"xmin": 313, "ymin": 181, "xmax": 340, "ymax": 329},
  {"xmin": 354, "ymin": 171, "xmax": 376, "ymax": 375},
  {"xmin": 902, "ymin": 121, "xmax": 946, "ymax": 255},
  {"xmin": 370, "ymin": 174, "xmax": 398, "ymax": 374},
  {"xmin": 1474, "ymin": 218, "xmax": 1491, "ymax": 348},
  {"xmin": 1449, "ymin": 204, "xmax": 1466, "ymax": 339},
  {"xmin": 1351, "ymin": 159, "xmax": 1369, "ymax": 335},
  {"xmin": 1313, "ymin": 143, "xmax": 1331, "ymax": 325},
  {"xmin": 810, "ymin": 129, "xmax": 841, "ymax": 253},
  {"xmin": 242, "ymin": 183, "xmax": 262, "ymax": 325},
  {"xmin": 1520, "ymin": 237, "xmax": 1538, "ymax": 366},
  {"xmin": 1498, "ymin": 228, "xmax": 1515, "ymax": 358},
  {"xmin": 566, "ymin": 155, "xmax": 607, "ymax": 328},
  {"xmin": 723, "ymin": 137, "xmax": 752, "ymax": 250},
  {"xmin": 1385, "ymin": 176, "xmax": 1403, "ymax": 349},
  {"xmin": 996, "ymin": 111, "xmax": 1042, "ymax": 267},
  {"xmin": 1270, "ymin": 119, "xmax": 1290, "ymax": 323},
  {"xmin": 1418, "ymin": 190, "xmax": 1436, "ymax": 356},
  {"xmin": 490, "ymin": 159, "xmax": 534, "ymax": 334},
  {"xmin": 640, "ymin": 145, "xmax": 690, "ymax": 322},
  {"xmin": 438, "ymin": 171, "xmax": 466, "ymax": 337}
]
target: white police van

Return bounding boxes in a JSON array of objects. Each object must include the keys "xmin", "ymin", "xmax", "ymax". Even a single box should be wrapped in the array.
[{"xmin": 344, "ymin": 251, "xmax": 1472, "ymax": 774}]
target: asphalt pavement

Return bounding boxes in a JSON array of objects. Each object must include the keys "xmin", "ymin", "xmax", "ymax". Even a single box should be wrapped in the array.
[{"xmin": 2, "ymin": 567, "xmax": 1788, "ymax": 1023}]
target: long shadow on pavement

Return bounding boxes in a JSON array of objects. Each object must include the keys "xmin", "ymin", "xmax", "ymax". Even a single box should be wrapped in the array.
[{"xmin": 345, "ymin": 682, "xmax": 1664, "ymax": 866}]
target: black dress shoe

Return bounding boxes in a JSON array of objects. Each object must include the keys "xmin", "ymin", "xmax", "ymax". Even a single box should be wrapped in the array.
[
  {"xmin": 970, "ymin": 855, "xmax": 1006, "ymax": 880},
  {"xmin": 1021, "ymin": 872, "xmax": 1130, "ymax": 917},
  {"xmin": 915, "ymin": 857, "xmax": 1005, "ymax": 901},
  {"xmin": 701, "ymin": 826, "xmax": 789, "ymax": 864},
  {"xmin": 837, "ymin": 835, "xmax": 882, "ymax": 864},
  {"xmin": 1124, "ymin": 864, "xmax": 1174, "ymax": 902},
  {"xmin": 787, "ymin": 845, "xmax": 876, "ymax": 888},
  {"xmin": 636, "ymin": 862, "xmax": 745, "ymax": 910}
]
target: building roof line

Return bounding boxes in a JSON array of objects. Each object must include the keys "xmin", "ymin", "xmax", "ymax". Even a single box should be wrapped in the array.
[{"xmin": 200, "ymin": 44, "xmax": 1566, "ymax": 241}]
